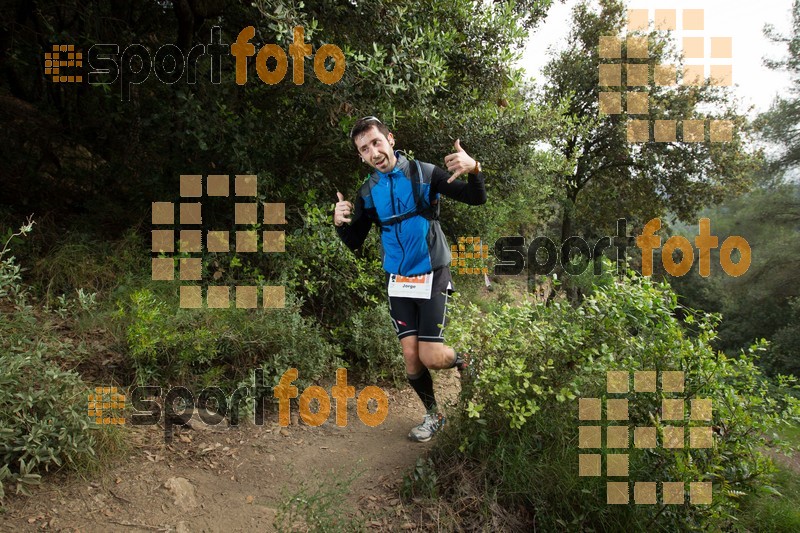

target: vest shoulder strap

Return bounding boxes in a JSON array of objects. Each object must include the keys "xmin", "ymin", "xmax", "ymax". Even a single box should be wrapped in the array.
[{"xmin": 374, "ymin": 158, "xmax": 439, "ymax": 227}]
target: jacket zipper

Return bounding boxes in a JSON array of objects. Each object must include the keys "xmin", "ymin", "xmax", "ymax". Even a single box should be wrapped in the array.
[{"xmin": 389, "ymin": 173, "xmax": 406, "ymax": 273}]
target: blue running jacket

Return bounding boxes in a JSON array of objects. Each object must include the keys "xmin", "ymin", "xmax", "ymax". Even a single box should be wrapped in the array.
[{"xmin": 336, "ymin": 152, "xmax": 487, "ymax": 276}]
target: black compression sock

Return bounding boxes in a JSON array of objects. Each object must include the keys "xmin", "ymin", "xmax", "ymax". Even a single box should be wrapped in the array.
[{"xmin": 408, "ymin": 368, "xmax": 436, "ymax": 412}]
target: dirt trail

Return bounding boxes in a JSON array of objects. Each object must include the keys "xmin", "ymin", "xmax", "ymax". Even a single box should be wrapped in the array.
[
  {"xmin": 765, "ymin": 447, "xmax": 800, "ymax": 476},
  {"xmin": 1, "ymin": 373, "xmax": 462, "ymax": 532}
]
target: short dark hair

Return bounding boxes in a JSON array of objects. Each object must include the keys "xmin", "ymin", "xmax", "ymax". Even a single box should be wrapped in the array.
[{"xmin": 350, "ymin": 116, "xmax": 391, "ymax": 149}]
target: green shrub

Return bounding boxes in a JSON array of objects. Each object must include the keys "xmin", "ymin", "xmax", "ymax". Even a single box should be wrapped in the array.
[
  {"xmin": 0, "ymin": 350, "xmax": 98, "ymax": 499},
  {"xmin": 428, "ymin": 274, "xmax": 800, "ymax": 530},
  {"xmin": 333, "ymin": 304, "xmax": 405, "ymax": 387},
  {"xmin": 761, "ymin": 298, "xmax": 800, "ymax": 378},
  {"xmin": 274, "ymin": 468, "xmax": 366, "ymax": 532},
  {"xmin": 267, "ymin": 199, "xmax": 385, "ymax": 327},
  {"xmin": 119, "ymin": 287, "xmax": 345, "ymax": 388},
  {"xmin": 400, "ymin": 457, "xmax": 439, "ymax": 500},
  {"xmin": 0, "ymin": 220, "xmax": 113, "ymax": 500},
  {"xmin": 738, "ymin": 463, "xmax": 800, "ymax": 532},
  {"xmin": 0, "ymin": 219, "xmax": 34, "ymax": 305},
  {"xmin": 27, "ymin": 228, "xmax": 147, "ymax": 303}
]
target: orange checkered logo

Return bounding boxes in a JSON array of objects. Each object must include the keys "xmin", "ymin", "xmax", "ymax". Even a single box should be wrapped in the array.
[
  {"xmin": 88, "ymin": 386, "xmax": 126, "ymax": 425},
  {"xmin": 579, "ymin": 370, "xmax": 713, "ymax": 505},
  {"xmin": 599, "ymin": 8, "xmax": 734, "ymax": 143},
  {"xmin": 44, "ymin": 44, "xmax": 83, "ymax": 83},
  {"xmin": 451, "ymin": 236, "xmax": 489, "ymax": 275},
  {"xmin": 152, "ymin": 174, "xmax": 287, "ymax": 309}
]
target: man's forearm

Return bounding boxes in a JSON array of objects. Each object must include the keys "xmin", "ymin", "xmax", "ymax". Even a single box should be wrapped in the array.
[
  {"xmin": 434, "ymin": 166, "xmax": 487, "ymax": 205},
  {"xmin": 462, "ymin": 172, "xmax": 487, "ymax": 205},
  {"xmin": 336, "ymin": 216, "xmax": 372, "ymax": 251}
]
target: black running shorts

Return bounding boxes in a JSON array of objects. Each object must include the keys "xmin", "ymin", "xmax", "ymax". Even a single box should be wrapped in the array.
[{"xmin": 386, "ymin": 267, "xmax": 453, "ymax": 343}]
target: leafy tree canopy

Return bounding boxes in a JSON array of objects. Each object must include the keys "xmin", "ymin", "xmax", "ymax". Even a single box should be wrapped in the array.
[{"xmin": 537, "ymin": 0, "xmax": 759, "ymax": 244}]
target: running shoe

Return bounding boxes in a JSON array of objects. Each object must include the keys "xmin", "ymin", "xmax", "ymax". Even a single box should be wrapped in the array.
[{"xmin": 408, "ymin": 412, "xmax": 445, "ymax": 442}]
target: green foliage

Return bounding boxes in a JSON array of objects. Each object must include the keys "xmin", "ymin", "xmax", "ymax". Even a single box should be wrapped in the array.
[
  {"xmin": 737, "ymin": 422, "xmax": 800, "ymax": 532},
  {"xmin": 428, "ymin": 275, "xmax": 800, "ymax": 530},
  {"xmin": 27, "ymin": 229, "xmax": 147, "ymax": 303},
  {"xmin": 333, "ymin": 304, "xmax": 405, "ymax": 387},
  {"xmin": 400, "ymin": 457, "xmax": 439, "ymax": 501},
  {"xmin": 118, "ymin": 287, "xmax": 344, "ymax": 387},
  {"xmin": 0, "ymin": 218, "xmax": 34, "ymax": 305},
  {"xmin": 538, "ymin": 0, "xmax": 757, "ymax": 245},
  {"xmin": 271, "ymin": 200, "xmax": 384, "ymax": 327},
  {"xmin": 0, "ymin": 351, "xmax": 98, "ymax": 500},
  {"xmin": 0, "ymin": 0, "xmax": 562, "ymax": 401},
  {"xmin": 122, "ymin": 288, "xmax": 216, "ymax": 384},
  {"xmin": 762, "ymin": 298, "xmax": 800, "ymax": 377},
  {"xmin": 1, "ymin": 0, "xmax": 550, "ymax": 245},
  {"xmin": 669, "ymin": 182, "xmax": 800, "ymax": 375},
  {"xmin": 0, "ymin": 222, "xmax": 113, "ymax": 501},
  {"xmin": 419, "ymin": 94, "xmax": 562, "ymax": 245},
  {"xmin": 562, "ymin": 254, "xmax": 616, "ymax": 300},
  {"xmin": 668, "ymin": 0, "xmax": 800, "ymax": 378},
  {"xmin": 758, "ymin": 0, "xmax": 800, "ymax": 174},
  {"xmin": 738, "ymin": 465, "xmax": 800, "ymax": 532}
]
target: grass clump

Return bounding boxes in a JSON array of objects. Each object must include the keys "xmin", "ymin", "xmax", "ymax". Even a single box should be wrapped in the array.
[{"xmin": 274, "ymin": 468, "xmax": 366, "ymax": 532}]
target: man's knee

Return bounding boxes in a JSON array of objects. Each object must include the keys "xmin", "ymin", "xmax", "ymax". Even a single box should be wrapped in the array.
[
  {"xmin": 403, "ymin": 346, "xmax": 418, "ymax": 360},
  {"xmin": 400, "ymin": 337, "xmax": 418, "ymax": 358},
  {"xmin": 418, "ymin": 341, "xmax": 443, "ymax": 367},
  {"xmin": 400, "ymin": 337, "xmax": 423, "ymax": 374}
]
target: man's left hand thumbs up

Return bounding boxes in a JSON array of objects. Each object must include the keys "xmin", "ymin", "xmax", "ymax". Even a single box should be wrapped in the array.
[{"xmin": 444, "ymin": 138, "xmax": 477, "ymax": 183}]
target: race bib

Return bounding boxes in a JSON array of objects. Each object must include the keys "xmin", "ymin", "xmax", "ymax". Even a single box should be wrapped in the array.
[{"xmin": 387, "ymin": 272, "xmax": 433, "ymax": 299}]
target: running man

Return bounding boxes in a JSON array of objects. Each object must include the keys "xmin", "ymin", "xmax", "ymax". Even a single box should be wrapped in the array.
[{"xmin": 333, "ymin": 116, "xmax": 487, "ymax": 442}]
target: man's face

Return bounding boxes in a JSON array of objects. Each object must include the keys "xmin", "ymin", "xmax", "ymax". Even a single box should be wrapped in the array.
[{"xmin": 353, "ymin": 126, "xmax": 397, "ymax": 173}]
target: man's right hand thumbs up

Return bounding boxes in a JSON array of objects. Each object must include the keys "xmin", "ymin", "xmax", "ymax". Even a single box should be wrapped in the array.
[{"xmin": 334, "ymin": 191, "xmax": 354, "ymax": 227}]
